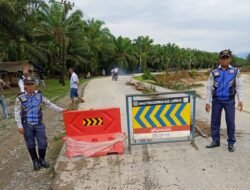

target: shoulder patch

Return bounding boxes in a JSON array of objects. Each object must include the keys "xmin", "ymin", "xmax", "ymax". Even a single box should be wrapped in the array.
[
  {"xmin": 35, "ymin": 91, "xmax": 43, "ymax": 100},
  {"xmin": 229, "ymin": 69, "xmax": 235, "ymax": 74},
  {"xmin": 18, "ymin": 93, "xmax": 27, "ymax": 102},
  {"xmin": 212, "ymin": 69, "xmax": 220, "ymax": 77}
]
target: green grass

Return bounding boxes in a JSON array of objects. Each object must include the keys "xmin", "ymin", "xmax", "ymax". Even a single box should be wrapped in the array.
[
  {"xmin": 134, "ymin": 75, "xmax": 143, "ymax": 81},
  {"xmin": 39, "ymin": 79, "xmax": 71, "ymax": 100},
  {"xmin": 133, "ymin": 76, "xmax": 156, "ymax": 84}
]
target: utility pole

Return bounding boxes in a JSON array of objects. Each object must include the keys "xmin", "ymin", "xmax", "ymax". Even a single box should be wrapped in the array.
[{"xmin": 55, "ymin": 0, "xmax": 74, "ymax": 86}]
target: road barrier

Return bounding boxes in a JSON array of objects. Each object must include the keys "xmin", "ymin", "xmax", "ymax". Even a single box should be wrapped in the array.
[
  {"xmin": 63, "ymin": 108, "xmax": 125, "ymax": 158},
  {"xmin": 126, "ymin": 91, "xmax": 196, "ymax": 151}
]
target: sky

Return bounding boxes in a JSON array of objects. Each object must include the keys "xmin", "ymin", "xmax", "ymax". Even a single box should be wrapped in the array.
[{"xmin": 70, "ymin": 0, "xmax": 250, "ymax": 54}]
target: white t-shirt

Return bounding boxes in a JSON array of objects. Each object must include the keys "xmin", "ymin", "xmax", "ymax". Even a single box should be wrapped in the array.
[
  {"xmin": 18, "ymin": 76, "xmax": 25, "ymax": 92},
  {"xmin": 114, "ymin": 68, "xmax": 119, "ymax": 73},
  {"xmin": 70, "ymin": 72, "xmax": 79, "ymax": 89}
]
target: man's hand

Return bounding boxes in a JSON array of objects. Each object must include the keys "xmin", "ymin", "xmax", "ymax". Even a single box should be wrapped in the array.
[
  {"xmin": 205, "ymin": 104, "xmax": 211, "ymax": 112},
  {"xmin": 238, "ymin": 102, "xmax": 243, "ymax": 111},
  {"xmin": 18, "ymin": 128, "xmax": 24, "ymax": 134}
]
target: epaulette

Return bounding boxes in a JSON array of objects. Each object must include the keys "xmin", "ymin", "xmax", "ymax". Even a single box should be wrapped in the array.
[
  {"xmin": 17, "ymin": 92, "xmax": 25, "ymax": 97},
  {"xmin": 234, "ymin": 68, "xmax": 238, "ymax": 72},
  {"xmin": 36, "ymin": 90, "xmax": 42, "ymax": 94},
  {"xmin": 211, "ymin": 68, "xmax": 218, "ymax": 72}
]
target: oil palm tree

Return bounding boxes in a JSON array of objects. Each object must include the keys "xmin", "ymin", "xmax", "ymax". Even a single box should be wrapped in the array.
[
  {"xmin": 34, "ymin": 0, "xmax": 85, "ymax": 83},
  {"xmin": 134, "ymin": 36, "xmax": 154, "ymax": 72},
  {"xmin": 110, "ymin": 36, "xmax": 136, "ymax": 72},
  {"xmin": 0, "ymin": 0, "xmax": 46, "ymax": 61},
  {"xmin": 83, "ymin": 19, "xmax": 114, "ymax": 74}
]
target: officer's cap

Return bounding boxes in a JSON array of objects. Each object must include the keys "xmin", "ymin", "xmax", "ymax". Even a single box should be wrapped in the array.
[
  {"xmin": 24, "ymin": 76, "xmax": 36, "ymax": 84},
  {"xmin": 219, "ymin": 49, "xmax": 232, "ymax": 58}
]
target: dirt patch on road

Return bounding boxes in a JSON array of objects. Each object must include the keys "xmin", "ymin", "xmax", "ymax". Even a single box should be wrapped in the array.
[{"xmin": 196, "ymin": 120, "xmax": 245, "ymax": 138}]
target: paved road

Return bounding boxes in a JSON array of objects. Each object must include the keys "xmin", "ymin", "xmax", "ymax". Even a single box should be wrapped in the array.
[{"xmin": 52, "ymin": 75, "xmax": 250, "ymax": 190}]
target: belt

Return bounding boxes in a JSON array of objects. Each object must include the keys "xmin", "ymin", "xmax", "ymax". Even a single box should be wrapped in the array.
[{"xmin": 27, "ymin": 123, "xmax": 39, "ymax": 125}]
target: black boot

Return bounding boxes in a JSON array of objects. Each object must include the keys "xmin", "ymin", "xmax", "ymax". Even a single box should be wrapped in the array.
[
  {"xmin": 28, "ymin": 148, "xmax": 41, "ymax": 171},
  {"xmin": 33, "ymin": 160, "xmax": 41, "ymax": 171},
  {"xmin": 205, "ymin": 142, "xmax": 220, "ymax": 148},
  {"xmin": 38, "ymin": 149, "xmax": 50, "ymax": 168}
]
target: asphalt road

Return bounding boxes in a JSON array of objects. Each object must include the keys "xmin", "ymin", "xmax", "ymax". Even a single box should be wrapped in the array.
[{"xmin": 52, "ymin": 75, "xmax": 250, "ymax": 190}]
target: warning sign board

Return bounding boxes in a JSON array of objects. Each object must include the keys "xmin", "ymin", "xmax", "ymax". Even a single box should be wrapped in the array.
[{"xmin": 132, "ymin": 97, "xmax": 191, "ymax": 139}]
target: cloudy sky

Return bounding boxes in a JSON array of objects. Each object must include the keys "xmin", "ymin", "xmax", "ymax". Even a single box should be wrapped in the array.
[{"xmin": 71, "ymin": 0, "xmax": 249, "ymax": 54}]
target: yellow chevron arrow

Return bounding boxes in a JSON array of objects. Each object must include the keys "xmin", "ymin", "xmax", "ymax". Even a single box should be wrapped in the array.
[
  {"xmin": 141, "ymin": 106, "xmax": 151, "ymax": 128},
  {"xmin": 92, "ymin": 118, "xmax": 98, "ymax": 125},
  {"xmin": 97, "ymin": 118, "xmax": 103, "ymax": 125},
  {"xmin": 171, "ymin": 104, "xmax": 182, "ymax": 126},
  {"xmin": 132, "ymin": 107, "xmax": 141, "ymax": 129},
  {"xmin": 160, "ymin": 104, "xmax": 171, "ymax": 126},
  {"xmin": 180, "ymin": 103, "xmax": 191, "ymax": 125},
  {"xmin": 86, "ymin": 118, "xmax": 91, "ymax": 126},
  {"xmin": 150, "ymin": 105, "xmax": 162, "ymax": 127}
]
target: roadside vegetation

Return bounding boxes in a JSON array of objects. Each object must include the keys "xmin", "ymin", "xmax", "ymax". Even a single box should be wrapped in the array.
[{"xmin": 134, "ymin": 69, "xmax": 206, "ymax": 91}]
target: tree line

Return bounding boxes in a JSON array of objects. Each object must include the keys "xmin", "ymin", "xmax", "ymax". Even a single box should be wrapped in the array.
[{"xmin": 0, "ymin": 0, "xmax": 249, "ymax": 84}]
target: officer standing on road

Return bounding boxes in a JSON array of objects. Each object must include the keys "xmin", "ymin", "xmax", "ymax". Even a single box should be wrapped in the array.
[
  {"xmin": 14, "ymin": 77, "xmax": 66, "ymax": 171},
  {"xmin": 205, "ymin": 49, "xmax": 243, "ymax": 152}
]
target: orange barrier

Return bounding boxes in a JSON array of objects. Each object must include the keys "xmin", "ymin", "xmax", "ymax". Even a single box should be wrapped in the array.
[{"xmin": 63, "ymin": 108, "xmax": 124, "ymax": 157}]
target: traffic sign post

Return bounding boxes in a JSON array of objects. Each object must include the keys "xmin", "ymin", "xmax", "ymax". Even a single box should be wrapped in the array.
[{"xmin": 126, "ymin": 91, "xmax": 196, "ymax": 152}]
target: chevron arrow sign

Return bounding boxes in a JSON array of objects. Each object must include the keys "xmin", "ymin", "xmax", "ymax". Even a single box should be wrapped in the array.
[
  {"xmin": 132, "ymin": 97, "xmax": 190, "ymax": 134},
  {"xmin": 82, "ymin": 117, "xmax": 103, "ymax": 126}
]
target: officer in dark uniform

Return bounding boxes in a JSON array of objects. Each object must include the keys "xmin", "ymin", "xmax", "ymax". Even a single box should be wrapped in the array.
[
  {"xmin": 15, "ymin": 77, "xmax": 65, "ymax": 171},
  {"xmin": 205, "ymin": 49, "xmax": 243, "ymax": 152}
]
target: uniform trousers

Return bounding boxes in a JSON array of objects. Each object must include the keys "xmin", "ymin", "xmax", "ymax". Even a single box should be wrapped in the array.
[
  {"xmin": 211, "ymin": 99, "xmax": 236, "ymax": 145},
  {"xmin": 23, "ymin": 123, "xmax": 47, "ymax": 149}
]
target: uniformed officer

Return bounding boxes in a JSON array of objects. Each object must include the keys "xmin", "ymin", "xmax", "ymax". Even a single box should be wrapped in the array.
[
  {"xmin": 205, "ymin": 49, "xmax": 243, "ymax": 152},
  {"xmin": 15, "ymin": 77, "xmax": 65, "ymax": 171}
]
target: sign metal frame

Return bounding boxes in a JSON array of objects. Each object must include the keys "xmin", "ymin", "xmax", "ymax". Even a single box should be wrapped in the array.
[{"xmin": 126, "ymin": 91, "xmax": 196, "ymax": 151}]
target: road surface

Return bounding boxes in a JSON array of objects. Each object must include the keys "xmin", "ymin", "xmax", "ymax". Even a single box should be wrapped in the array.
[{"xmin": 52, "ymin": 75, "xmax": 250, "ymax": 190}]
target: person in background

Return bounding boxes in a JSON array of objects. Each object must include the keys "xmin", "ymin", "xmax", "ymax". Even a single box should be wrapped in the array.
[
  {"xmin": 0, "ymin": 77, "xmax": 11, "ymax": 119},
  {"xmin": 86, "ymin": 71, "xmax": 91, "ymax": 79},
  {"xmin": 113, "ymin": 67, "xmax": 119, "ymax": 80},
  {"xmin": 39, "ymin": 72, "xmax": 46, "ymax": 87},
  {"xmin": 205, "ymin": 49, "xmax": 243, "ymax": 152},
  {"xmin": 102, "ymin": 69, "xmax": 106, "ymax": 76},
  {"xmin": 111, "ymin": 68, "xmax": 114, "ymax": 80},
  {"xmin": 14, "ymin": 76, "xmax": 67, "ymax": 171},
  {"xmin": 68, "ymin": 68, "xmax": 85, "ymax": 104},
  {"xmin": 18, "ymin": 70, "xmax": 30, "ymax": 93}
]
